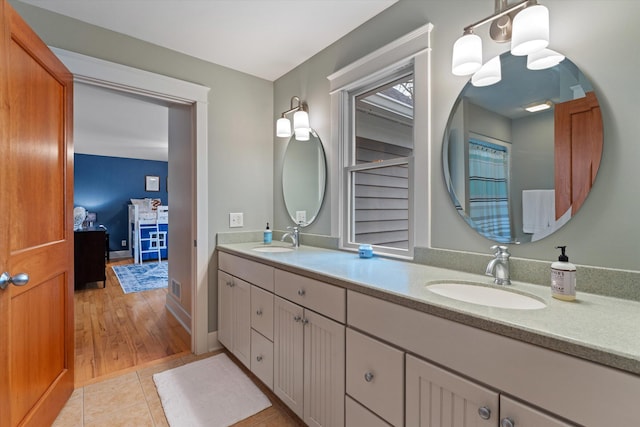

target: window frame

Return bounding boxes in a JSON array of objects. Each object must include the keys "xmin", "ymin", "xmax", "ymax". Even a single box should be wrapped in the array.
[{"xmin": 327, "ymin": 23, "xmax": 432, "ymax": 259}]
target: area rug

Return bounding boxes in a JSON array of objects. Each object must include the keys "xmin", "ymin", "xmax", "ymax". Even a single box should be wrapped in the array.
[
  {"xmin": 153, "ymin": 353, "xmax": 272, "ymax": 427},
  {"xmin": 112, "ymin": 262, "xmax": 168, "ymax": 294}
]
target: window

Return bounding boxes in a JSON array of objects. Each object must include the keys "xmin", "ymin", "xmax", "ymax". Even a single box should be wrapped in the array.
[{"xmin": 346, "ymin": 73, "xmax": 414, "ymax": 253}]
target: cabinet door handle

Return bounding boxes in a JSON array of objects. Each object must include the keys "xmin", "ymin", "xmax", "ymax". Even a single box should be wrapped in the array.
[
  {"xmin": 256, "ymin": 355, "xmax": 263, "ymax": 362},
  {"xmin": 256, "ymin": 309, "xmax": 263, "ymax": 316},
  {"xmin": 364, "ymin": 371, "xmax": 374, "ymax": 382},
  {"xmin": 500, "ymin": 417, "xmax": 515, "ymax": 427},
  {"xmin": 478, "ymin": 406, "xmax": 492, "ymax": 420},
  {"xmin": 0, "ymin": 272, "xmax": 29, "ymax": 290},
  {"xmin": 294, "ymin": 315, "xmax": 302, "ymax": 322},
  {"xmin": 297, "ymin": 289, "xmax": 306, "ymax": 296},
  {"xmin": 301, "ymin": 318, "xmax": 309, "ymax": 325}
]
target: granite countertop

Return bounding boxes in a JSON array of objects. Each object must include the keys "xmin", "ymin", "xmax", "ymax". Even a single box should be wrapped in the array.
[{"xmin": 217, "ymin": 242, "xmax": 640, "ymax": 376}]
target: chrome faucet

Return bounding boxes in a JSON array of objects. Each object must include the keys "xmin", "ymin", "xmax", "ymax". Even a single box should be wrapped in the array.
[
  {"xmin": 281, "ymin": 226, "xmax": 300, "ymax": 247},
  {"xmin": 485, "ymin": 245, "xmax": 511, "ymax": 285}
]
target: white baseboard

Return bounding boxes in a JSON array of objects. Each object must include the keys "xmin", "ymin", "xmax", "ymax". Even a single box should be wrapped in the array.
[
  {"xmin": 208, "ymin": 331, "xmax": 223, "ymax": 353},
  {"xmin": 165, "ymin": 293, "xmax": 191, "ymax": 335}
]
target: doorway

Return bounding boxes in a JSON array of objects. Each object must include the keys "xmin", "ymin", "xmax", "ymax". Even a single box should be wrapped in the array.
[{"xmin": 53, "ymin": 47, "xmax": 211, "ymax": 361}]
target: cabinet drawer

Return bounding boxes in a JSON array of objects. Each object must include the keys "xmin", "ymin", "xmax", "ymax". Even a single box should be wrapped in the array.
[
  {"xmin": 251, "ymin": 329, "xmax": 273, "ymax": 390},
  {"xmin": 219, "ymin": 252, "xmax": 274, "ymax": 291},
  {"xmin": 251, "ymin": 285, "xmax": 274, "ymax": 340},
  {"xmin": 346, "ymin": 328, "xmax": 404, "ymax": 426},
  {"xmin": 345, "ymin": 395, "xmax": 392, "ymax": 427},
  {"xmin": 275, "ymin": 269, "xmax": 345, "ymax": 323}
]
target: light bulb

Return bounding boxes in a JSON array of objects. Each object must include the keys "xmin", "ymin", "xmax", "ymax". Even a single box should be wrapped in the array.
[
  {"xmin": 527, "ymin": 48, "xmax": 565, "ymax": 70},
  {"xmin": 472, "ymin": 55, "xmax": 501, "ymax": 87},
  {"xmin": 452, "ymin": 33, "xmax": 482, "ymax": 76},
  {"xmin": 293, "ymin": 110, "xmax": 309, "ymax": 130},
  {"xmin": 276, "ymin": 117, "xmax": 291, "ymax": 138},
  {"xmin": 511, "ymin": 5, "xmax": 549, "ymax": 56}
]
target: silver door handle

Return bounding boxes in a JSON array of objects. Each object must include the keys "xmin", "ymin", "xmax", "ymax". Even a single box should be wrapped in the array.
[{"xmin": 0, "ymin": 272, "xmax": 30, "ymax": 290}]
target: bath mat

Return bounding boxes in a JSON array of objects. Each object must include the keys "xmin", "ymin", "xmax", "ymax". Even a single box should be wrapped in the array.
[
  {"xmin": 153, "ymin": 353, "xmax": 272, "ymax": 427},
  {"xmin": 112, "ymin": 262, "xmax": 168, "ymax": 294}
]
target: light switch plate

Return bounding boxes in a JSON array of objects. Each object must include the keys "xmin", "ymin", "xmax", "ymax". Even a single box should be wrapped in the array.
[{"xmin": 229, "ymin": 212, "xmax": 243, "ymax": 228}]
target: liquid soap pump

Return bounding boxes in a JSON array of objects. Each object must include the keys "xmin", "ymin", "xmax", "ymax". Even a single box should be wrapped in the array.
[{"xmin": 551, "ymin": 245, "xmax": 576, "ymax": 301}]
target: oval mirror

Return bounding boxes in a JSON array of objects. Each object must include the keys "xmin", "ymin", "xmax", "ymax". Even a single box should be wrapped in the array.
[
  {"xmin": 443, "ymin": 51, "xmax": 603, "ymax": 244},
  {"xmin": 282, "ymin": 129, "xmax": 327, "ymax": 227}
]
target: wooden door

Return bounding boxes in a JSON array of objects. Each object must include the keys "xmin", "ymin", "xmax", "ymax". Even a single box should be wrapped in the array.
[
  {"xmin": 0, "ymin": 2, "xmax": 75, "ymax": 426},
  {"xmin": 303, "ymin": 310, "xmax": 345, "ymax": 427},
  {"xmin": 273, "ymin": 296, "xmax": 304, "ymax": 418},
  {"xmin": 554, "ymin": 91, "xmax": 603, "ymax": 219},
  {"xmin": 406, "ymin": 354, "xmax": 499, "ymax": 427}
]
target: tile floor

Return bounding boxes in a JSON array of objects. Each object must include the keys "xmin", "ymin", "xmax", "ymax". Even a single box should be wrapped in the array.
[{"xmin": 53, "ymin": 350, "xmax": 305, "ymax": 427}]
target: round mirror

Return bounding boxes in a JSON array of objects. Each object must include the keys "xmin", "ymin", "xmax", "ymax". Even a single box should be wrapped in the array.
[
  {"xmin": 282, "ymin": 129, "xmax": 327, "ymax": 227},
  {"xmin": 443, "ymin": 51, "xmax": 603, "ymax": 244}
]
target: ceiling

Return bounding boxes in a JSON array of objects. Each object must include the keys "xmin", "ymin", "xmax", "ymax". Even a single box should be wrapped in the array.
[{"xmin": 21, "ymin": 0, "xmax": 398, "ymax": 81}]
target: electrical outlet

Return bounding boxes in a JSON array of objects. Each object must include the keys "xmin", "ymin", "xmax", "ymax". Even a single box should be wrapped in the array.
[
  {"xmin": 121, "ymin": 240, "xmax": 127, "ymax": 247},
  {"xmin": 296, "ymin": 210, "xmax": 307, "ymax": 225},
  {"xmin": 229, "ymin": 212, "xmax": 243, "ymax": 228}
]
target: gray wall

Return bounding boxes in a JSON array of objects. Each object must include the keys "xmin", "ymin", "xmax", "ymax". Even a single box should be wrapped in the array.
[
  {"xmin": 9, "ymin": 0, "xmax": 274, "ymax": 332},
  {"xmin": 274, "ymin": 0, "xmax": 640, "ymax": 272}
]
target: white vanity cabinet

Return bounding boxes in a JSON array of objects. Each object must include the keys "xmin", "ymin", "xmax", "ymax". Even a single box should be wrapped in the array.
[
  {"xmin": 218, "ymin": 252, "xmax": 275, "ymax": 375},
  {"xmin": 406, "ymin": 354, "xmax": 572, "ymax": 427},
  {"xmin": 348, "ymin": 290, "xmax": 640, "ymax": 426},
  {"xmin": 217, "ymin": 270, "xmax": 251, "ymax": 368},
  {"xmin": 273, "ymin": 269, "xmax": 346, "ymax": 427}
]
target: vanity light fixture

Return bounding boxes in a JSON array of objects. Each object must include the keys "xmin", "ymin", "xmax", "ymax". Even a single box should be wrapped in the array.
[
  {"xmin": 524, "ymin": 100, "xmax": 552, "ymax": 112},
  {"xmin": 276, "ymin": 96, "xmax": 310, "ymax": 141},
  {"xmin": 452, "ymin": 0, "xmax": 550, "ymax": 84}
]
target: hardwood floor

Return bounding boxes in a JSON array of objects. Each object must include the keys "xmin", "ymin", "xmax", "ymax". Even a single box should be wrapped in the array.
[{"xmin": 74, "ymin": 258, "xmax": 191, "ymax": 387}]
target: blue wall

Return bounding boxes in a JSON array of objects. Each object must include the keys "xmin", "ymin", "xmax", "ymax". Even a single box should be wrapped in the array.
[{"xmin": 74, "ymin": 154, "xmax": 169, "ymax": 252}]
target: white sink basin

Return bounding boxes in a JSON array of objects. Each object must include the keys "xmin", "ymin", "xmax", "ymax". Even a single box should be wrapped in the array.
[
  {"xmin": 426, "ymin": 282, "xmax": 546, "ymax": 310},
  {"xmin": 252, "ymin": 246, "xmax": 294, "ymax": 253}
]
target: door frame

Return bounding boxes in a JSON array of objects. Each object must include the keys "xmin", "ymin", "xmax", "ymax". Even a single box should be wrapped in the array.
[{"xmin": 52, "ymin": 47, "xmax": 211, "ymax": 354}]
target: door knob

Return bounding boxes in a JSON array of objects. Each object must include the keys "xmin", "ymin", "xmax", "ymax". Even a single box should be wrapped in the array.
[{"xmin": 0, "ymin": 272, "xmax": 30, "ymax": 290}]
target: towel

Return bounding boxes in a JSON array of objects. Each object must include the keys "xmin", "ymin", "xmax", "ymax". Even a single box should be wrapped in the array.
[{"xmin": 522, "ymin": 190, "xmax": 555, "ymax": 233}]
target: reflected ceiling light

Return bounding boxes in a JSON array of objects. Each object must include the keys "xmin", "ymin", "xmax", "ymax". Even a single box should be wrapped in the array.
[
  {"xmin": 452, "ymin": 0, "xmax": 551, "ymax": 83},
  {"xmin": 276, "ymin": 96, "xmax": 310, "ymax": 140},
  {"xmin": 527, "ymin": 48, "xmax": 564, "ymax": 70},
  {"xmin": 524, "ymin": 100, "xmax": 552, "ymax": 112},
  {"xmin": 472, "ymin": 55, "xmax": 502, "ymax": 87}
]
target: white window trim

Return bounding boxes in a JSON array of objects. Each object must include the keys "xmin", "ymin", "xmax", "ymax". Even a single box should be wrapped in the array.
[{"xmin": 327, "ymin": 23, "xmax": 433, "ymax": 258}]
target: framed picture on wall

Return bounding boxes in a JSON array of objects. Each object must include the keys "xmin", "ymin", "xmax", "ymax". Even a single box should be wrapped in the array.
[{"xmin": 145, "ymin": 175, "xmax": 160, "ymax": 192}]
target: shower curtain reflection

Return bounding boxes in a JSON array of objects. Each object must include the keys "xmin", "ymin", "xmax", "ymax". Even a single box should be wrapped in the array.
[{"xmin": 468, "ymin": 139, "xmax": 511, "ymax": 243}]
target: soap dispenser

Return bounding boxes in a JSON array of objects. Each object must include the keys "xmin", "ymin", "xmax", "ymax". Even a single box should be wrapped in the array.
[
  {"xmin": 263, "ymin": 222, "xmax": 272, "ymax": 244},
  {"xmin": 551, "ymin": 245, "xmax": 576, "ymax": 301}
]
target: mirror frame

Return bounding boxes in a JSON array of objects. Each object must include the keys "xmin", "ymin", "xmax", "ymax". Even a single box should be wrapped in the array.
[
  {"xmin": 282, "ymin": 129, "xmax": 327, "ymax": 227},
  {"xmin": 442, "ymin": 51, "xmax": 603, "ymax": 244}
]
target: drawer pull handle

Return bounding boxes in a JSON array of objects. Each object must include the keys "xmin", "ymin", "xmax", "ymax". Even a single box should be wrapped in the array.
[
  {"xmin": 256, "ymin": 355, "xmax": 263, "ymax": 362},
  {"xmin": 256, "ymin": 309, "xmax": 263, "ymax": 316},
  {"xmin": 478, "ymin": 406, "xmax": 492, "ymax": 420},
  {"xmin": 294, "ymin": 315, "xmax": 302, "ymax": 322},
  {"xmin": 500, "ymin": 417, "xmax": 515, "ymax": 427},
  {"xmin": 364, "ymin": 371, "xmax": 374, "ymax": 382},
  {"xmin": 297, "ymin": 289, "xmax": 306, "ymax": 296}
]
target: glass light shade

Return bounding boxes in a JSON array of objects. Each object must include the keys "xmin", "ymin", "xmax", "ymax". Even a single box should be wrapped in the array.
[
  {"xmin": 276, "ymin": 117, "xmax": 291, "ymax": 137},
  {"xmin": 452, "ymin": 33, "xmax": 482, "ymax": 76},
  {"xmin": 511, "ymin": 5, "xmax": 549, "ymax": 56},
  {"xmin": 527, "ymin": 48, "xmax": 565, "ymax": 70},
  {"xmin": 294, "ymin": 127, "xmax": 310, "ymax": 141},
  {"xmin": 472, "ymin": 56, "xmax": 502, "ymax": 87},
  {"xmin": 293, "ymin": 110, "xmax": 309, "ymax": 130}
]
